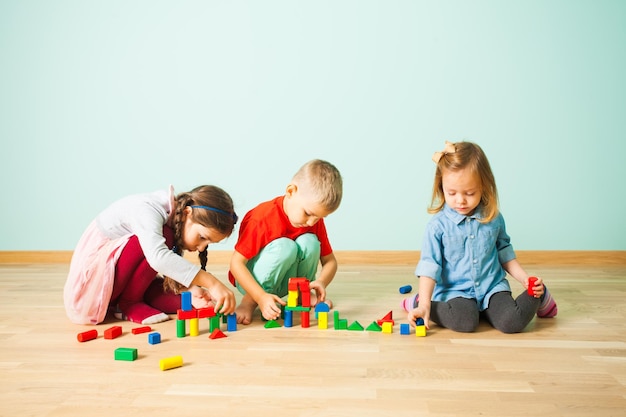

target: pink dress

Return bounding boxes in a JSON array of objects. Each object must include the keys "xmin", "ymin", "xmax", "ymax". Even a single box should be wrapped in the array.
[{"xmin": 63, "ymin": 221, "xmax": 131, "ymax": 324}]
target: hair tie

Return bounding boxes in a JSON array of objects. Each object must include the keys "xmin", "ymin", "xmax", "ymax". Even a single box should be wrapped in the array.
[
  {"xmin": 190, "ymin": 205, "xmax": 238, "ymax": 224},
  {"xmin": 432, "ymin": 141, "xmax": 456, "ymax": 163}
]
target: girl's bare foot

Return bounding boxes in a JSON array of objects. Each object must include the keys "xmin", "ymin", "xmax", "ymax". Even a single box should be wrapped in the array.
[{"xmin": 234, "ymin": 294, "xmax": 257, "ymax": 324}]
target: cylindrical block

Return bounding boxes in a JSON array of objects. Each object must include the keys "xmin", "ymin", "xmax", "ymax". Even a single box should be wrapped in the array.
[
  {"xmin": 159, "ymin": 355, "xmax": 183, "ymax": 371},
  {"xmin": 189, "ymin": 318, "xmax": 199, "ymax": 336},
  {"xmin": 399, "ymin": 285, "xmax": 412, "ymax": 294},
  {"xmin": 284, "ymin": 310, "xmax": 293, "ymax": 327},
  {"xmin": 176, "ymin": 319, "xmax": 186, "ymax": 338},
  {"xmin": 77, "ymin": 329, "xmax": 98, "ymax": 342}
]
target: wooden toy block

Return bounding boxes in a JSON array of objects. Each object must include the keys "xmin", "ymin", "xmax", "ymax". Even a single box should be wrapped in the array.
[
  {"xmin": 300, "ymin": 289, "xmax": 311, "ymax": 308},
  {"xmin": 209, "ymin": 329, "xmax": 227, "ymax": 339},
  {"xmin": 176, "ymin": 319, "xmax": 186, "ymax": 338},
  {"xmin": 301, "ymin": 310, "xmax": 310, "ymax": 328},
  {"xmin": 197, "ymin": 306, "xmax": 216, "ymax": 318},
  {"xmin": 377, "ymin": 311, "xmax": 394, "ymax": 326},
  {"xmin": 114, "ymin": 347, "xmax": 137, "ymax": 361},
  {"xmin": 264, "ymin": 319, "xmax": 281, "ymax": 328},
  {"xmin": 285, "ymin": 305, "xmax": 311, "ymax": 312},
  {"xmin": 287, "ymin": 290, "xmax": 299, "ymax": 307},
  {"xmin": 226, "ymin": 314, "xmax": 237, "ymax": 332},
  {"xmin": 104, "ymin": 325, "xmax": 122, "ymax": 340},
  {"xmin": 335, "ymin": 319, "xmax": 348, "ymax": 330},
  {"xmin": 415, "ymin": 318, "xmax": 426, "ymax": 337},
  {"xmin": 159, "ymin": 355, "xmax": 183, "ymax": 371},
  {"xmin": 148, "ymin": 332, "xmax": 161, "ymax": 344},
  {"xmin": 382, "ymin": 322, "xmax": 393, "ymax": 333},
  {"xmin": 318, "ymin": 312, "xmax": 328, "ymax": 329},
  {"xmin": 177, "ymin": 308, "xmax": 197, "ymax": 320},
  {"xmin": 314, "ymin": 302, "xmax": 330, "ymax": 319},
  {"xmin": 189, "ymin": 318, "xmax": 199, "ymax": 337},
  {"xmin": 208, "ymin": 316, "xmax": 220, "ymax": 332},
  {"xmin": 400, "ymin": 323, "xmax": 410, "ymax": 335},
  {"xmin": 528, "ymin": 276, "xmax": 538, "ymax": 296},
  {"xmin": 399, "ymin": 285, "xmax": 412, "ymax": 294},
  {"xmin": 366, "ymin": 321, "xmax": 382, "ymax": 332},
  {"xmin": 181, "ymin": 291, "xmax": 193, "ymax": 311},
  {"xmin": 77, "ymin": 329, "xmax": 98, "ymax": 342},
  {"xmin": 347, "ymin": 321, "xmax": 364, "ymax": 331},
  {"xmin": 132, "ymin": 326, "xmax": 152, "ymax": 335},
  {"xmin": 284, "ymin": 310, "xmax": 293, "ymax": 328}
]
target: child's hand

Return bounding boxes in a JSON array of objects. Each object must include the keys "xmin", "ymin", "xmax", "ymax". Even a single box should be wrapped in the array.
[
  {"xmin": 527, "ymin": 276, "xmax": 545, "ymax": 298},
  {"xmin": 204, "ymin": 281, "xmax": 236, "ymax": 315},
  {"xmin": 408, "ymin": 306, "xmax": 430, "ymax": 330},
  {"xmin": 258, "ymin": 293, "xmax": 285, "ymax": 321},
  {"xmin": 309, "ymin": 281, "xmax": 327, "ymax": 303},
  {"xmin": 189, "ymin": 286, "xmax": 213, "ymax": 309}
]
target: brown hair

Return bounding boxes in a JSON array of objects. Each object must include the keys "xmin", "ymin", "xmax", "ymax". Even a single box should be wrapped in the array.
[
  {"xmin": 428, "ymin": 141, "xmax": 499, "ymax": 223},
  {"xmin": 163, "ymin": 185, "xmax": 236, "ymax": 293},
  {"xmin": 293, "ymin": 159, "xmax": 343, "ymax": 212}
]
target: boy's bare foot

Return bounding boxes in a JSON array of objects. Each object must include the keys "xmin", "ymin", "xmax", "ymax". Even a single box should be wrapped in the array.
[{"xmin": 235, "ymin": 294, "xmax": 257, "ymax": 325}]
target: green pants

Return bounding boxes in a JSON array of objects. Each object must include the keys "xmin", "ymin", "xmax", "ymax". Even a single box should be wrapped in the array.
[{"xmin": 238, "ymin": 234, "xmax": 321, "ymax": 297}]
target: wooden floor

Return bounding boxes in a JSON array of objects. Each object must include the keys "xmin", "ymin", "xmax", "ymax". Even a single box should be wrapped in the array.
[{"xmin": 1, "ymin": 263, "xmax": 625, "ymax": 417}]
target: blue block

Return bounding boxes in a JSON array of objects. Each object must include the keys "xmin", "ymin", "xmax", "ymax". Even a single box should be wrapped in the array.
[
  {"xmin": 400, "ymin": 323, "xmax": 410, "ymax": 335},
  {"xmin": 415, "ymin": 317, "xmax": 425, "ymax": 326},
  {"xmin": 284, "ymin": 310, "xmax": 293, "ymax": 328},
  {"xmin": 181, "ymin": 291, "xmax": 192, "ymax": 311},
  {"xmin": 227, "ymin": 313, "xmax": 237, "ymax": 332},
  {"xmin": 399, "ymin": 285, "xmax": 412, "ymax": 294},
  {"xmin": 148, "ymin": 332, "xmax": 161, "ymax": 345}
]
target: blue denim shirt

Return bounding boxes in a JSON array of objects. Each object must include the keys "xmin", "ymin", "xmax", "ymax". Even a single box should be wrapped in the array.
[{"xmin": 415, "ymin": 204, "xmax": 516, "ymax": 311}]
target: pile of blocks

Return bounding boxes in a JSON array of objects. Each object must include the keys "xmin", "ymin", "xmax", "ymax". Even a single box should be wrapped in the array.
[{"xmin": 176, "ymin": 291, "xmax": 237, "ymax": 339}]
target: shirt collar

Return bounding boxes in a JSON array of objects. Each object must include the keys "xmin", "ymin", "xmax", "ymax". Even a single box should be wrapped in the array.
[{"xmin": 443, "ymin": 203, "xmax": 483, "ymax": 224}]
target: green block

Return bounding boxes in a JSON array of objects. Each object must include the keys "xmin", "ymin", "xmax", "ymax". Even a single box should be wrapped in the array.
[
  {"xmin": 335, "ymin": 319, "xmax": 348, "ymax": 330},
  {"xmin": 264, "ymin": 319, "xmax": 281, "ymax": 328},
  {"xmin": 284, "ymin": 306, "xmax": 311, "ymax": 312},
  {"xmin": 347, "ymin": 321, "xmax": 364, "ymax": 331},
  {"xmin": 115, "ymin": 347, "xmax": 137, "ymax": 361},
  {"xmin": 366, "ymin": 321, "xmax": 382, "ymax": 332},
  {"xmin": 176, "ymin": 319, "xmax": 186, "ymax": 338}
]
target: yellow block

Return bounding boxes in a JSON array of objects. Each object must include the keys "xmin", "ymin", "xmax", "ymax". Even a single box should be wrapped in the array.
[
  {"xmin": 382, "ymin": 322, "xmax": 393, "ymax": 333},
  {"xmin": 415, "ymin": 325, "xmax": 426, "ymax": 337},
  {"xmin": 287, "ymin": 290, "xmax": 299, "ymax": 307},
  {"xmin": 318, "ymin": 312, "xmax": 328, "ymax": 329},
  {"xmin": 189, "ymin": 318, "xmax": 199, "ymax": 337},
  {"xmin": 159, "ymin": 355, "xmax": 183, "ymax": 371}
]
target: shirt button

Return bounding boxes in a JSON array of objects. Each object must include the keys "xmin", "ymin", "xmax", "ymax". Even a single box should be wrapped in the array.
[
  {"xmin": 470, "ymin": 235, "xmax": 475, "ymax": 239},
  {"xmin": 473, "ymin": 259, "xmax": 478, "ymax": 264}
]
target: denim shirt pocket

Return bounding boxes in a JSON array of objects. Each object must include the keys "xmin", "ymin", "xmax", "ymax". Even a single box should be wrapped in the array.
[{"xmin": 442, "ymin": 235, "xmax": 466, "ymax": 263}]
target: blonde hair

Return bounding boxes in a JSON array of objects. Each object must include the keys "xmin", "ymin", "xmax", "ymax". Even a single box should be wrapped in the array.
[
  {"xmin": 293, "ymin": 159, "xmax": 343, "ymax": 212},
  {"xmin": 428, "ymin": 141, "xmax": 499, "ymax": 223},
  {"xmin": 163, "ymin": 185, "xmax": 236, "ymax": 293}
]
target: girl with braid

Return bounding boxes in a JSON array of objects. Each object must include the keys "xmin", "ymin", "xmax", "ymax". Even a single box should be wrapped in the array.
[{"xmin": 64, "ymin": 185, "xmax": 238, "ymax": 325}]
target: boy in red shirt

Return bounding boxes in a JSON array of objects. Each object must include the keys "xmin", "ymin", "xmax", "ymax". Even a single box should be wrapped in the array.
[{"xmin": 229, "ymin": 159, "xmax": 343, "ymax": 324}]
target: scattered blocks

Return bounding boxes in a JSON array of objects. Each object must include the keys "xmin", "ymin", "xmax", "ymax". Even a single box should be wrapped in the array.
[
  {"xmin": 347, "ymin": 321, "xmax": 364, "ymax": 331},
  {"xmin": 115, "ymin": 347, "xmax": 137, "ymax": 361},
  {"xmin": 400, "ymin": 323, "xmax": 410, "ymax": 335},
  {"xmin": 399, "ymin": 285, "xmax": 412, "ymax": 294},
  {"xmin": 159, "ymin": 355, "xmax": 183, "ymax": 371},
  {"xmin": 148, "ymin": 332, "xmax": 161, "ymax": 345},
  {"xmin": 77, "ymin": 329, "xmax": 98, "ymax": 342},
  {"xmin": 366, "ymin": 321, "xmax": 382, "ymax": 332},
  {"xmin": 381, "ymin": 322, "xmax": 393, "ymax": 334},
  {"xmin": 132, "ymin": 326, "xmax": 152, "ymax": 335},
  {"xmin": 104, "ymin": 326, "xmax": 122, "ymax": 340}
]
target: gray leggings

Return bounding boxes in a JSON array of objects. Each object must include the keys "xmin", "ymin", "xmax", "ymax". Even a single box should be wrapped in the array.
[{"xmin": 427, "ymin": 291, "xmax": 541, "ymax": 333}]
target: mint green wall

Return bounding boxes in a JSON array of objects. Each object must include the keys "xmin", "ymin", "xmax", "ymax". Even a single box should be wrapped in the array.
[{"xmin": 1, "ymin": 1, "xmax": 625, "ymax": 251}]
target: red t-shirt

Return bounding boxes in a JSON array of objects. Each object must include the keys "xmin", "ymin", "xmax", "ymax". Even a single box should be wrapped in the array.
[{"xmin": 228, "ymin": 196, "xmax": 333, "ymax": 286}]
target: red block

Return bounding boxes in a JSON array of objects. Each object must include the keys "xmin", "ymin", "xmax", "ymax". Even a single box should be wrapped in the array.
[
  {"xmin": 177, "ymin": 309, "xmax": 198, "ymax": 320},
  {"xmin": 528, "ymin": 277, "xmax": 538, "ymax": 296},
  {"xmin": 197, "ymin": 306, "xmax": 216, "ymax": 318},
  {"xmin": 131, "ymin": 326, "xmax": 152, "ymax": 335},
  {"xmin": 104, "ymin": 325, "xmax": 122, "ymax": 339},
  {"xmin": 77, "ymin": 329, "xmax": 98, "ymax": 342},
  {"xmin": 209, "ymin": 328, "xmax": 227, "ymax": 339},
  {"xmin": 301, "ymin": 311, "xmax": 310, "ymax": 328}
]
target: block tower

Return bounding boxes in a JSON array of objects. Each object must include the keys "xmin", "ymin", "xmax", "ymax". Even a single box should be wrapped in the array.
[{"xmin": 284, "ymin": 277, "xmax": 311, "ymax": 328}]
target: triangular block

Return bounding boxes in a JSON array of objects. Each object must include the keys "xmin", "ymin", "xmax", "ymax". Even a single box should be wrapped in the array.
[
  {"xmin": 209, "ymin": 329, "xmax": 227, "ymax": 339},
  {"xmin": 366, "ymin": 321, "xmax": 382, "ymax": 332},
  {"xmin": 347, "ymin": 321, "xmax": 364, "ymax": 331},
  {"xmin": 264, "ymin": 319, "xmax": 281, "ymax": 328}
]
